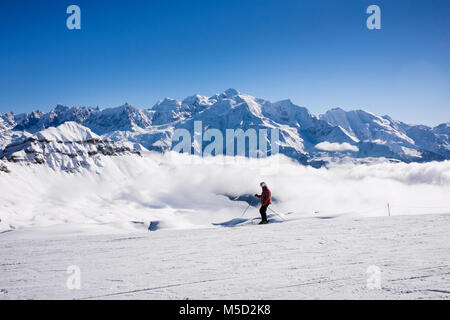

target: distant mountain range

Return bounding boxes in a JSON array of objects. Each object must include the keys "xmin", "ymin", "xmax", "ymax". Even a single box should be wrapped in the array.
[{"xmin": 1, "ymin": 89, "xmax": 449, "ymax": 171}]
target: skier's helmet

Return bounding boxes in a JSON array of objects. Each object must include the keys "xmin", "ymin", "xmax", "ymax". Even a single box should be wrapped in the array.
[{"xmin": 260, "ymin": 182, "xmax": 267, "ymax": 187}]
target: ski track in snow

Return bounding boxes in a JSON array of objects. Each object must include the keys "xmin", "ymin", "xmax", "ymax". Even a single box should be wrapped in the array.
[{"xmin": 0, "ymin": 213, "xmax": 449, "ymax": 300}]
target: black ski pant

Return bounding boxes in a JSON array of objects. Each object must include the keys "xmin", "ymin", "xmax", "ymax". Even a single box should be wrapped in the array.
[{"xmin": 259, "ymin": 205, "xmax": 268, "ymax": 222}]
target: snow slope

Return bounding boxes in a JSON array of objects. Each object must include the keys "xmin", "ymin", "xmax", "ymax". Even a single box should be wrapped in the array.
[{"xmin": 0, "ymin": 213, "xmax": 449, "ymax": 299}]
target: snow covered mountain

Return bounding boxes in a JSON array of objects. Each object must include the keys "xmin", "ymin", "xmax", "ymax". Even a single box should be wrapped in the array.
[
  {"xmin": 0, "ymin": 122, "xmax": 143, "ymax": 172},
  {"xmin": 320, "ymin": 108, "xmax": 449, "ymax": 161},
  {"xmin": 1, "ymin": 89, "xmax": 449, "ymax": 169}
]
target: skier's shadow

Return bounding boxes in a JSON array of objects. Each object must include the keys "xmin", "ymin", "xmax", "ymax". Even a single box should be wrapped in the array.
[
  {"xmin": 212, "ymin": 218, "xmax": 248, "ymax": 227},
  {"xmin": 212, "ymin": 215, "xmax": 283, "ymax": 228}
]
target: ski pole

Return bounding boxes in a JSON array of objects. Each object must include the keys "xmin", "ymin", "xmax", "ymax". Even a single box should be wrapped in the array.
[
  {"xmin": 241, "ymin": 204, "xmax": 251, "ymax": 217},
  {"xmin": 268, "ymin": 207, "xmax": 286, "ymax": 221}
]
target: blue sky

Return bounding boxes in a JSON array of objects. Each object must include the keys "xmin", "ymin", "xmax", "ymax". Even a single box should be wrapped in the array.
[{"xmin": 0, "ymin": 0, "xmax": 449, "ymax": 125}]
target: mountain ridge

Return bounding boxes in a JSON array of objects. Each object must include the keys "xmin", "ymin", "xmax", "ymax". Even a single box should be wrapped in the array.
[{"xmin": 1, "ymin": 89, "xmax": 449, "ymax": 167}]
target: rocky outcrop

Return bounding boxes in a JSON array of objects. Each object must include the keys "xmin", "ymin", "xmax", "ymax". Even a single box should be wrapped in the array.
[{"xmin": 1, "ymin": 122, "xmax": 144, "ymax": 172}]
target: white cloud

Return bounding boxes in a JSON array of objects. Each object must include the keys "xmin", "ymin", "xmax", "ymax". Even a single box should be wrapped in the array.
[
  {"xmin": 315, "ymin": 141, "xmax": 359, "ymax": 152},
  {"xmin": 1, "ymin": 153, "xmax": 450, "ymax": 233},
  {"xmin": 401, "ymin": 146, "xmax": 422, "ymax": 158}
]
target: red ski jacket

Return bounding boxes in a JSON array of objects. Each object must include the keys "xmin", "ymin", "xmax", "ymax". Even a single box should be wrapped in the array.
[{"xmin": 256, "ymin": 186, "xmax": 272, "ymax": 206}]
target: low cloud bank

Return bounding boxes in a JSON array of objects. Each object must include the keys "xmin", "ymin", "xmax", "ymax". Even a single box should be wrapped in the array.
[
  {"xmin": 1, "ymin": 152, "xmax": 449, "ymax": 232},
  {"xmin": 315, "ymin": 142, "xmax": 359, "ymax": 152}
]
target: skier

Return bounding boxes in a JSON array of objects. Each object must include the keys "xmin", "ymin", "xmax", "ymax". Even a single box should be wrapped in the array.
[{"xmin": 255, "ymin": 182, "xmax": 272, "ymax": 224}]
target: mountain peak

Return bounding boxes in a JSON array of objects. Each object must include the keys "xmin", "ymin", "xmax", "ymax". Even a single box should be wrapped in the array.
[
  {"xmin": 55, "ymin": 104, "xmax": 70, "ymax": 112},
  {"xmin": 329, "ymin": 107, "xmax": 345, "ymax": 112},
  {"xmin": 153, "ymin": 98, "xmax": 181, "ymax": 110},
  {"xmin": 223, "ymin": 88, "xmax": 239, "ymax": 97},
  {"xmin": 274, "ymin": 99, "xmax": 293, "ymax": 106},
  {"xmin": 35, "ymin": 121, "xmax": 100, "ymax": 142}
]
